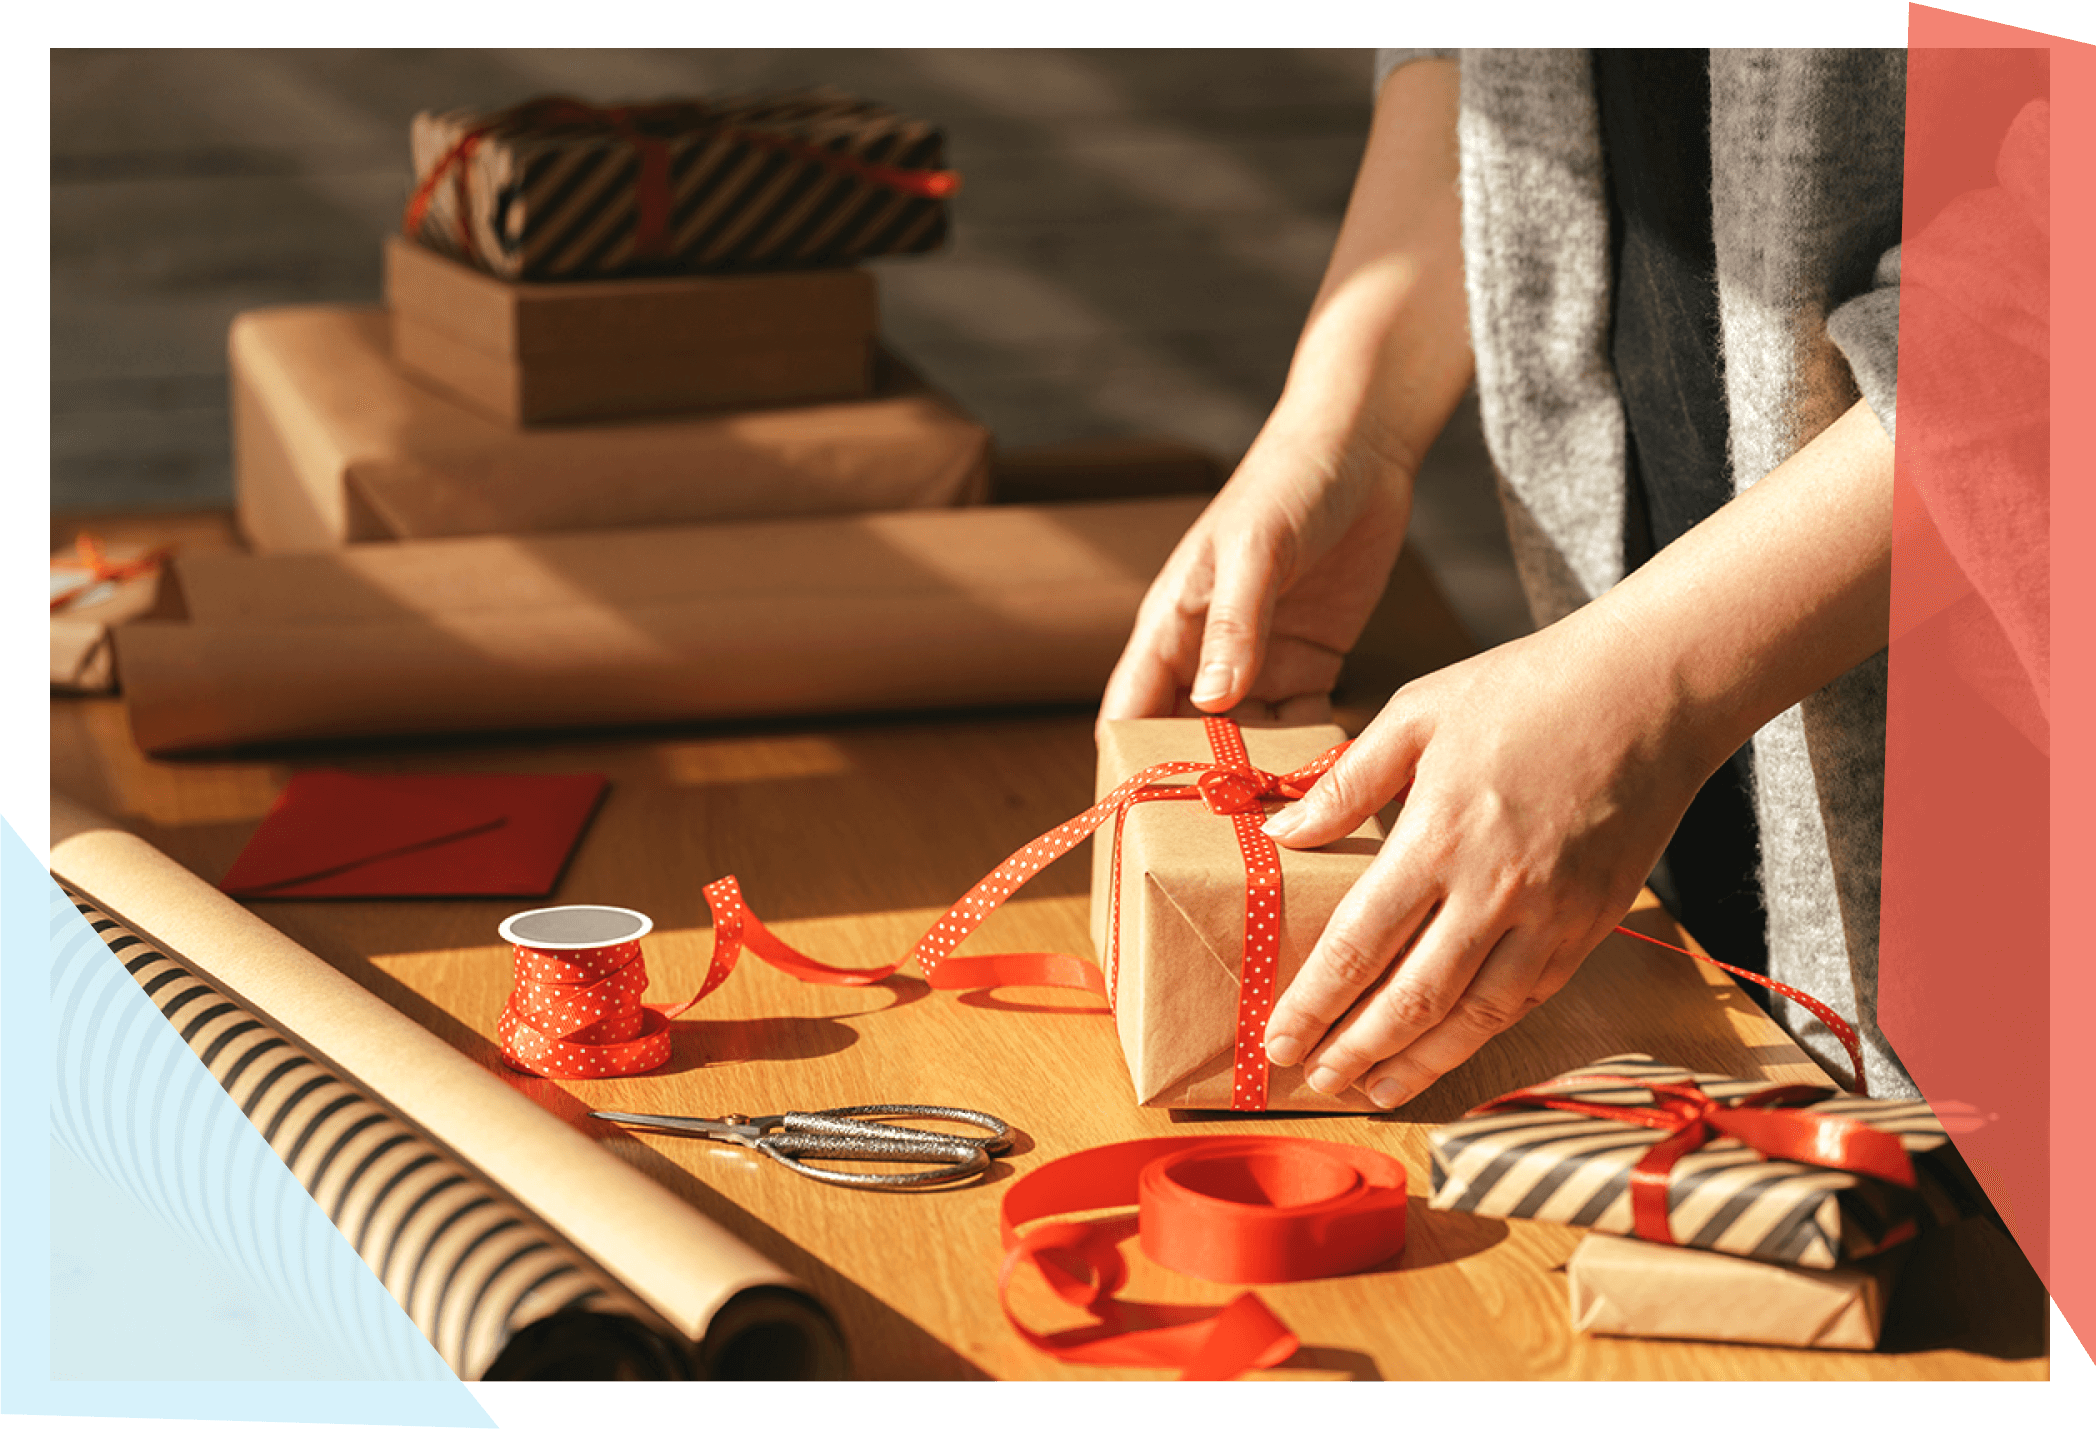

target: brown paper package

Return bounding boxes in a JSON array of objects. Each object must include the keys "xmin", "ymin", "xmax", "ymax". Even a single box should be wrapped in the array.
[
  {"xmin": 385, "ymin": 236, "xmax": 876, "ymax": 423},
  {"xmin": 116, "ymin": 496, "xmax": 1205, "ymax": 755},
  {"xmin": 231, "ymin": 304, "xmax": 990, "ymax": 552},
  {"xmin": 1566, "ymin": 1233, "xmax": 1910, "ymax": 1351},
  {"xmin": 1088, "ymin": 720, "xmax": 1381, "ymax": 1111}
]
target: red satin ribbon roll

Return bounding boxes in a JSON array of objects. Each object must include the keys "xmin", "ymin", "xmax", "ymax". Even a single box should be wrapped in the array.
[{"xmin": 998, "ymin": 1136, "xmax": 1408, "ymax": 1379}]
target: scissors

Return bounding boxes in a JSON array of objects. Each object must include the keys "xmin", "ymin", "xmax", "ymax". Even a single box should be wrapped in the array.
[{"xmin": 589, "ymin": 1103, "xmax": 1014, "ymax": 1189}]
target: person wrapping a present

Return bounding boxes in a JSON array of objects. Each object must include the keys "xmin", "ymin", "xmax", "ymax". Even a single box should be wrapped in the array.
[{"xmin": 1102, "ymin": 51, "xmax": 2045, "ymax": 1110}]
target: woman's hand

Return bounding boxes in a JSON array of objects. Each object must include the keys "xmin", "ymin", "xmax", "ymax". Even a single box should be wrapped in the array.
[
  {"xmin": 1097, "ymin": 417, "xmax": 1418, "ymax": 726},
  {"xmin": 1262, "ymin": 399, "xmax": 1899, "ymax": 1107},
  {"xmin": 1258, "ymin": 608, "xmax": 1709, "ymax": 1107},
  {"xmin": 1099, "ymin": 56, "xmax": 1473, "ymax": 727}
]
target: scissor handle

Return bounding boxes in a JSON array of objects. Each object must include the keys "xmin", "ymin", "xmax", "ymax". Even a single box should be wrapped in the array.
[
  {"xmin": 757, "ymin": 1106, "xmax": 1013, "ymax": 1189},
  {"xmin": 792, "ymin": 1105, "xmax": 1014, "ymax": 1156}
]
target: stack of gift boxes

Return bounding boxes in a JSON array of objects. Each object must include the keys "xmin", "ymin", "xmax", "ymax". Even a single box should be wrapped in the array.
[
  {"xmin": 234, "ymin": 90, "xmax": 994, "ymax": 554},
  {"xmin": 99, "ymin": 90, "xmax": 1229, "ymax": 753}
]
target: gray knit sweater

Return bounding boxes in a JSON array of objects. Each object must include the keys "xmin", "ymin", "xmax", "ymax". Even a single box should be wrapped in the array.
[{"xmin": 1376, "ymin": 49, "xmax": 1913, "ymax": 1097}]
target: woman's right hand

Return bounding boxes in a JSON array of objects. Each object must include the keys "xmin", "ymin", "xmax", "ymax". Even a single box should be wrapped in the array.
[
  {"xmin": 1097, "ymin": 411, "xmax": 1420, "ymax": 725},
  {"xmin": 1098, "ymin": 55, "xmax": 1475, "ymax": 728}
]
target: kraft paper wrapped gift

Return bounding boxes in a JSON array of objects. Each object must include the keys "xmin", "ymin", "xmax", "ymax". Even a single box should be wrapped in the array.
[
  {"xmin": 230, "ymin": 305, "xmax": 990, "ymax": 553},
  {"xmin": 408, "ymin": 90, "xmax": 952, "ymax": 282},
  {"xmin": 1088, "ymin": 720, "xmax": 1382, "ymax": 1111},
  {"xmin": 1565, "ymin": 1232, "xmax": 1910, "ymax": 1350},
  {"xmin": 115, "ymin": 496, "xmax": 1205, "ymax": 754},
  {"xmin": 1427, "ymin": 1053, "xmax": 1980, "ymax": 1268},
  {"xmin": 385, "ymin": 236, "xmax": 876, "ymax": 424}
]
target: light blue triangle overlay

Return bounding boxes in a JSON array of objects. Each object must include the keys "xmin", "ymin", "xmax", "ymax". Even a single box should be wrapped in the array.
[{"xmin": 3, "ymin": 815, "xmax": 494, "ymax": 1425}]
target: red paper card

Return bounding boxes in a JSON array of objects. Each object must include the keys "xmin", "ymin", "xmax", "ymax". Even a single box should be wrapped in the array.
[{"xmin": 218, "ymin": 771, "xmax": 608, "ymax": 899}]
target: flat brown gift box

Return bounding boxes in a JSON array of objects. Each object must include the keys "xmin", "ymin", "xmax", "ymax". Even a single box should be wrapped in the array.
[
  {"xmin": 1088, "ymin": 720, "xmax": 1381, "ymax": 1111},
  {"xmin": 231, "ymin": 305, "xmax": 989, "ymax": 553},
  {"xmin": 1566, "ymin": 1232, "xmax": 1910, "ymax": 1351},
  {"xmin": 115, "ymin": 496, "xmax": 1205, "ymax": 754},
  {"xmin": 385, "ymin": 236, "xmax": 876, "ymax": 424}
]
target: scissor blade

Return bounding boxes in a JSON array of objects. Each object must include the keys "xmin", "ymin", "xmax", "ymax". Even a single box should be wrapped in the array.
[{"xmin": 589, "ymin": 1110, "xmax": 745, "ymax": 1140}]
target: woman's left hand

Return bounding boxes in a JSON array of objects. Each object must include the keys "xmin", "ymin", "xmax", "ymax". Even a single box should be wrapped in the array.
[
  {"xmin": 1261, "ymin": 397, "xmax": 1899, "ymax": 1107},
  {"xmin": 1258, "ymin": 604, "xmax": 1713, "ymax": 1107}
]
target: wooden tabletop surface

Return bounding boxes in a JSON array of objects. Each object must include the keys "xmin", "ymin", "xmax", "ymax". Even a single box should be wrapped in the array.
[{"xmin": 49, "ymin": 511, "xmax": 2048, "ymax": 1381}]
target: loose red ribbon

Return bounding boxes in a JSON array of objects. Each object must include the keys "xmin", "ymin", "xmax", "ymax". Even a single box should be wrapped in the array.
[
  {"xmin": 500, "ymin": 715, "xmax": 1869, "ymax": 1101},
  {"xmin": 402, "ymin": 95, "xmax": 961, "ymax": 267},
  {"xmin": 1467, "ymin": 1073, "xmax": 1916, "ymax": 1247},
  {"xmin": 997, "ymin": 1136, "xmax": 1408, "ymax": 1379},
  {"xmin": 499, "ymin": 718, "xmax": 1338, "ymax": 1084}
]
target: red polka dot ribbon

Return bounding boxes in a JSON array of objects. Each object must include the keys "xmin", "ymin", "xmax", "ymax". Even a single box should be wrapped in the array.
[
  {"xmin": 500, "ymin": 716, "xmax": 1869, "ymax": 1098},
  {"xmin": 498, "ymin": 717, "xmax": 1343, "ymax": 1088}
]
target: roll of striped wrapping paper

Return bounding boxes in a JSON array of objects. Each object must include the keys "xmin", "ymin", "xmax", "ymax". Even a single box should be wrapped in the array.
[
  {"xmin": 408, "ymin": 89, "xmax": 953, "ymax": 281},
  {"xmin": 57, "ymin": 885, "xmax": 824, "ymax": 1379},
  {"xmin": 1425, "ymin": 1053, "xmax": 1983, "ymax": 1269}
]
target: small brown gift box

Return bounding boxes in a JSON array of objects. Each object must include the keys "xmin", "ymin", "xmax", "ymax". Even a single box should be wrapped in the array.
[
  {"xmin": 1566, "ymin": 1233, "xmax": 1910, "ymax": 1351},
  {"xmin": 1427, "ymin": 1053, "xmax": 1979, "ymax": 1268},
  {"xmin": 1088, "ymin": 720, "xmax": 1381, "ymax": 1110},
  {"xmin": 230, "ymin": 305, "xmax": 989, "ymax": 553},
  {"xmin": 385, "ymin": 236, "xmax": 876, "ymax": 424}
]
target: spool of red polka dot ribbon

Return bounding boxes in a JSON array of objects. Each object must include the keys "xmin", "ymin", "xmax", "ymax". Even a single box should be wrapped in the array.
[{"xmin": 496, "ymin": 905, "xmax": 694, "ymax": 1078}]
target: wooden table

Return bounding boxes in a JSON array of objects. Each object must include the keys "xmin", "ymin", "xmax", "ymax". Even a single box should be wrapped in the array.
[{"xmin": 49, "ymin": 512, "xmax": 2047, "ymax": 1381}]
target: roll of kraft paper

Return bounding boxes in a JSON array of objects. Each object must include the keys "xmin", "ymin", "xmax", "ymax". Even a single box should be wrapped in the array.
[
  {"xmin": 49, "ymin": 794, "xmax": 848, "ymax": 1379},
  {"xmin": 116, "ymin": 495, "xmax": 1204, "ymax": 755}
]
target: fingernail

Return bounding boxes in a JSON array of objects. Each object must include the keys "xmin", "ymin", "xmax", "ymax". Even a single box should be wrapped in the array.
[
  {"xmin": 1262, "ymin": 805, "xmax": 1304, "ymax": 840},
  {"xmin": 1369, "ymin": 1078, "xmax": 1411, "ymax": 1109},
  {"xmin": 1265, "ymin": 1034, "xmax": 1304, "ymax": 1067},
  {"xmin": 1306, "ymin": 1066, "xmax": 1345, "ymax": 1096},
  {"xmin": 1191, "ymin": 662, "xmax": 1234, "ymax": 705}
]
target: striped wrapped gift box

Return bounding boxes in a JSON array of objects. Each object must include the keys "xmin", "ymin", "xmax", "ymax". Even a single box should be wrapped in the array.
[
  {"xmin": 1426, "ymin": 1053, "xmax": 1980, "ymax": 1269},
  {"xmin": 408, "ymin": 90, "xmax": 955, "ymax": 281}
]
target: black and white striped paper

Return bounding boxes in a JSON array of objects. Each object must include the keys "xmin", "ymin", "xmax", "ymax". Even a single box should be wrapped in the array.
[
  {"xmin": 1426, "ymin": 1053, "xmax": 1979, "ymax": 1268},
  {"xmin": 411, "ymin": 90, "xmax": 950, "ymax": 281},
  {"xmin": 61, "ymin": 887, "xmax": 690, "ymax": 1379}
]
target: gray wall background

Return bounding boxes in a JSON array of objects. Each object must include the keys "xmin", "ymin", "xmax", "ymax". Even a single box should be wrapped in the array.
[{"xmin": 50, "ymin": 48, "xmax": 1526, "ymax": 646}]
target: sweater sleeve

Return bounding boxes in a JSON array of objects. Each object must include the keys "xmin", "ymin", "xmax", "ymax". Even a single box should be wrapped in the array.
[
  {"xmin": 1827, "ymin": 244, "xmax": 1902, "ymax": 439},
  {"xmin": 1374, "ymin": 48, "xmax": 1459, "ymax": 96}
]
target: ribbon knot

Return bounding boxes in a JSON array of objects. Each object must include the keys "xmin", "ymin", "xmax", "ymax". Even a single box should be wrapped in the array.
[{"xmin": 1195, "ymin": 767, "xmax": 1278, "ymax": 816}]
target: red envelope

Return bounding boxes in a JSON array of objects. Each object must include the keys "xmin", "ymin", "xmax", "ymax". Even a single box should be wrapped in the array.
[{"xmin": 218, "ymin": 770, "xmax": 608, "ymax": 898}]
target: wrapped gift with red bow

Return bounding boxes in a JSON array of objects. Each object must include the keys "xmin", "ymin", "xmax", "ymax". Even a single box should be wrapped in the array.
[
  {"xmin": 407, "ymin": 89, "xmax": 956, "ymax": 282},
  {"xmin": 1088, "ymin": 719, "xmax": 1384, "ymax": 1111},
  {"xmin": 1427, "ymin": 1052, "xmax": 1982, "ymax": 1268}
]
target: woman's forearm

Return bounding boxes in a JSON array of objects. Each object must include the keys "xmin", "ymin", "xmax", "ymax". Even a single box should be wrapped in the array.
[
  {"xmin": 1257, "ymin": 57, "xmax": 1474, "ymax": 488},
  {"xmin": 1581, "ymin": 398, "xmax": 1897, "ymax": 785}
]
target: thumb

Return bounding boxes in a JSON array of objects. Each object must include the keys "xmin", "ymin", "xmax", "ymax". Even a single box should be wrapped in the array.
[
  {"xmin": 1189, "ymin": 529, "xmax": 1285, "ymax": 712},
  {"xmin": 1262, "ymin": 709, "xmax": 1423, "ymax": 847}
]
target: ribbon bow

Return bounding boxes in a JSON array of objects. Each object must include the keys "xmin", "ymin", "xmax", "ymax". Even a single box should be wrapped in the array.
[
  {"xmin": 50, "ymin": 533, "xmax": 172, "ymax": 613},
  {"xmin": 1470, "ymin": 1073, "xmax": 1917, "ymax": 1247}
]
